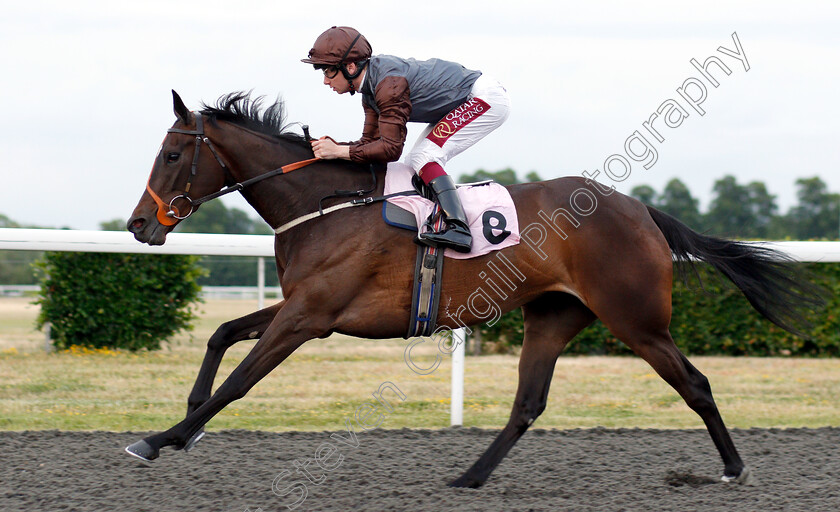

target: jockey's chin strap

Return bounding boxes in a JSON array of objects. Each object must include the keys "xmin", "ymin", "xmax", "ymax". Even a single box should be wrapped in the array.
[{"xmin": 146, "ymin": 112, "xmax": 319, "ymax": 226}]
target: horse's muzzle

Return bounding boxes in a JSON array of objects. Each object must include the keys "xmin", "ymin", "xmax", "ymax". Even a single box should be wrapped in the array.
[{"xmin": 127, "ymin": 213, "xmax": 169, "ymax": 246}]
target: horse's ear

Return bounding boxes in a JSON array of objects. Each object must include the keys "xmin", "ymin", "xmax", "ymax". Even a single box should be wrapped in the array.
[{"xmin": 172, "ymin": 90, "xmax": 190, "ymax": 123}]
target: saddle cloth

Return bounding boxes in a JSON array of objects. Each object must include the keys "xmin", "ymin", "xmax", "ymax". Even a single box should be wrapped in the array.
[{"xmin": 382, "ymin": 162, "xmax": 520, "ymax": 259}]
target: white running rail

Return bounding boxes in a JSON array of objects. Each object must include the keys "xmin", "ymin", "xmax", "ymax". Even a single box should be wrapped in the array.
[{"xmin": 2, "ymin": 228, "xmax": 839, "ymax": 426}]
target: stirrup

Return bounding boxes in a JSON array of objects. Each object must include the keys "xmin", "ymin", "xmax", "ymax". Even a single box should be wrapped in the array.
[
  {"xmin": 418, "ymin": 224, "xmax": 472, "ymax": 253},
  {"xmin": 417, "ymin": 174, "xmax": 472, "ymax": 252}
]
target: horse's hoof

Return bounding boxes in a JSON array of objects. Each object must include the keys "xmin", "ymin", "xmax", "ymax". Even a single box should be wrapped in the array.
[
  {"xmin": 448, "ymin": 474, "xmax": 484, "ymax": 489},
  {"xmin": 183, "ymin": 430, "xmax": 205, "ymax": 453},
  {"xmin": 721, "ymin": 466, "xmax": 754, "ymax": 485},
  {"xmin": 125, "ymin": 440, "xmax": 159, "ymax": 462}
]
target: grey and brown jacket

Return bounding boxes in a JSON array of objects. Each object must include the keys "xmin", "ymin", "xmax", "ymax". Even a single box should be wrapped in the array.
[{"xmin": 348, "ymin": 55, "xmax": 482, "ymax": 163}]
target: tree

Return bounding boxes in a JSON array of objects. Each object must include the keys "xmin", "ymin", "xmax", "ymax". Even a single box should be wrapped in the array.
[
  {"xmin": 787, "ymin": 177, "xmax": 840, "ymax": 240},
  {"xmin": 177, "ymin": 201, "xmax": 272, "ymax": 235},
  {"xmin": 630, "ymin": 185, "xmax": 657, "ymax": 205},
  {"xmin": 99, "ymin": 219, "xmax": 125, "ymax": 231},
  {"xmin": 0, "ymin": 214, "xmax": 20, "ymax": 228},
  {"xmin": 175, "ymin": 201, "xmax": 278, "ymax": 286},
  {"xmin": 458, "ymin": 168, "xmax": 542, "ymax": 186},
  {"xmin": 627, "ymin": 180, "xmax": 702, "ymax": 229},
  {"xmin": 659, "ymin": 179, "xmax": 703, "ymax": 230},
  {"xmin": 0, "ymin": 214, "xmax": 41, "ymax": 285},
  {"xmin": 524, "ymin": 171, "xmax": 543, "ymax": 183},
  {"xmin": 745, "ymin": 181, "xmax": 778, "ymax": 238},
  {"xmin": 704, "ymin": 175, "xmax": 755, "ymax": 237},
  {"xmin": 0, "ymin": 250, "xmax": 40, "ymax": 284},
  {"xmin": 105, "ymin": 203, "xmax": 276, "ymax": 286}
]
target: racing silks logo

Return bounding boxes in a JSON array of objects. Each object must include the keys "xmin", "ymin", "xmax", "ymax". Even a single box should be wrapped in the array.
[{"xmin": 426, "ymin": 97, "xmax": 491, "ymax": 148}]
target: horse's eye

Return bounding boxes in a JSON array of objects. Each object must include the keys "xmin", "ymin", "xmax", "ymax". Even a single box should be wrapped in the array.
[{"xmin": 166, "ymin": 152, "xmax": 180, "ymax": 164}]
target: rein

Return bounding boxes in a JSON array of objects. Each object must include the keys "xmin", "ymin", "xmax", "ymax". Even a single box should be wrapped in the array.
[
  {"xmin": 148, "ymin": 112, "xmax": 415, "ymax": 235},
  {"xmin": 146, "ymin": 111, "xmax": 319, "ymax": 226}
]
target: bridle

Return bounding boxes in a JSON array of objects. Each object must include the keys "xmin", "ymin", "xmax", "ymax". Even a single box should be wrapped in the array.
[{"xmin": 146, "ymin": 112, "xmax": 319, "ymax": 226}]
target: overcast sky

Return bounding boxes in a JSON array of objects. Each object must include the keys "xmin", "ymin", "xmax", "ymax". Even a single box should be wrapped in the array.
[{"xmin": 2, "ymin": 0, "xmax": 838, "ymax": 230}]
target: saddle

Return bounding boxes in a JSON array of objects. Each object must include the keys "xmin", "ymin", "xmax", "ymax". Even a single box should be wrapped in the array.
[
  {"xmin": 382, "ymin": 163, "xmax": 520, "ymax": 259},
  {"xmin": 380, "ymin": 163, "xmax": 521, "ymax": 337}
]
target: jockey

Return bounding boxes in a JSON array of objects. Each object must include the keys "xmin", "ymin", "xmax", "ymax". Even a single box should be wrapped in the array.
[{"xmin": 302, "ymin": 26, "xmax": 511, "ymax": 253}]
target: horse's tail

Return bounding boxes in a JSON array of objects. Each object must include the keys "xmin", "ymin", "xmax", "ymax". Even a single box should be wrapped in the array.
[{"xmin": 645, "ymin": 205, "xmax": 826, "ymax": 336}]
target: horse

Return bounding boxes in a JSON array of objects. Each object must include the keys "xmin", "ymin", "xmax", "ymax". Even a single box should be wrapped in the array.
[{"xmin": 125, "ymin": 90, "xmax": 822, "ymax": 488}]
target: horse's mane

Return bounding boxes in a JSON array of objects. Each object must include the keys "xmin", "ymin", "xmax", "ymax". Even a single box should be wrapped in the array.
[{"xmin": 200, "ymin": 91, "xmax": 307, "ymax": 145}]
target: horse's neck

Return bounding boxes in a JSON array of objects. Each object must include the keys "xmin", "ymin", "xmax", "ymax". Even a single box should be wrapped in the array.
[{"xmin": 220, "ymin": 133, "xmax": 385, "ymax": 231}]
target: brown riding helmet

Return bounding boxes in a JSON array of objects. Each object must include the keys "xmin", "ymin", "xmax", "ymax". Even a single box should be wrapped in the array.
[{"xmin": 301, "ymin": 26, "xmax": 372, "ymax": 66}]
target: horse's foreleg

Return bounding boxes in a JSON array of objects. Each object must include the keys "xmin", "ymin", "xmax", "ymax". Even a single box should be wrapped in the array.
[
  {"xmin": 126, "ymin": 298, "xmax": 328, "ymax": 461},
  {"xmin": 175, "ymin": 301, "xmax": 286, "ymax": 452},
  {"xmin": 450, "ymin": 294, "xmax": 594, "ymax": 488},
  {"xmin": 186, "ymin": 300, "xmax": 285, "ymax": 415}
]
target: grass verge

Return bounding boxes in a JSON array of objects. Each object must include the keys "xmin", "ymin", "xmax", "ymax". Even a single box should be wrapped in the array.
[{"xmin": 1, "ymin": 297, "xmax": 838, "ymax": 431}]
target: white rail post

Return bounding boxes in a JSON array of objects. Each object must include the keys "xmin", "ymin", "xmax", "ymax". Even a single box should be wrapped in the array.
[
  {"xmin": 451, "ymin": 328, "xmax": 466, "ymax": 426},
  {"xmin": 257, "ymin": 257, "xmax": 266, "ymax": 310},
  {"xmin": 44, "ymin": 322, "xmax": 52, "ymax": 352}
]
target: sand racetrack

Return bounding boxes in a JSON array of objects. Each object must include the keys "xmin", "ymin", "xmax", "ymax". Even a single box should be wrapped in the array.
[{"xmin": 2, "ymin": 427, "xmax": 839, "ymax": 511}]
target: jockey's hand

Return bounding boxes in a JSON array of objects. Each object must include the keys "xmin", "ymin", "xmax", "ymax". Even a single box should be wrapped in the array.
[{"xmin": 311, "ymin": 136, "xmax": 350, "ymax": 160}]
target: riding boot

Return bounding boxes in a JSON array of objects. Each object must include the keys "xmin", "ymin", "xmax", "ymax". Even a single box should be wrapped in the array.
[{"xmin": 417, "ymin": 175, "xmax": 472, "ymax": 253}]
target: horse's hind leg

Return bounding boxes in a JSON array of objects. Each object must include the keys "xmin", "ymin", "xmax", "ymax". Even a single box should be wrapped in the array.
[
  {"xmin": 450, "ymin": 293, "xmax": 595, "ymax": 488},
  {"xmin": 180, "ymin": 300, "xmax": 285, "ymax": 450},
  {"xmin": 616, "ymin": 327, "xmax": 753, "ymax": 484}
]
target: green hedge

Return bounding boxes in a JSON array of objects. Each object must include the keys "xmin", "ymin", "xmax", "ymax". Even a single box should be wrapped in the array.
[
  {"xmin": 35, "ymin": 252, "xmax": 204, "ymax": 351},
  {"xmin": 478, "ymin": 263, "xmax": 840, "ymax": 357}
]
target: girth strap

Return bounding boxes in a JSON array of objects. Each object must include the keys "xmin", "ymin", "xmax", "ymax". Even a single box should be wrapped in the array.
[
  {"xmin": 273, "ymin": 200, "xmax": 364, "ymax": 235},
  {"xmin": 406, "ymin": 208, "xmax": 446, "ymax": 338},
  {"xmin": 273, "ymin": 190, "xmax": 418, "ymax": 235}
]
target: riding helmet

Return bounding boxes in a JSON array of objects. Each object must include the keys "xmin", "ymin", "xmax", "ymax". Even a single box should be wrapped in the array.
[{"xmin": 301, "ymin": 26, "xmax": 372, "ymax": 66}]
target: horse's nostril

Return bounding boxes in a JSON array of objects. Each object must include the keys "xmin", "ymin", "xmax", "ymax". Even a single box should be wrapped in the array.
[{"xmin": 128, "ymin": 218, "xmax": 145, "ymax": 232}]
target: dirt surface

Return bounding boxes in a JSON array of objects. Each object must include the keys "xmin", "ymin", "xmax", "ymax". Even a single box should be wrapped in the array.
[{"xmin": 2, "ymin": 427, "xmax": 839, "ymax": 511}]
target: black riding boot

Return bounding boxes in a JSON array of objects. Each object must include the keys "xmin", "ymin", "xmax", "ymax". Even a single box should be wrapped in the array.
[{"xmin": 417, "ymin": 175, "xmax": 472, "ymax": 253}]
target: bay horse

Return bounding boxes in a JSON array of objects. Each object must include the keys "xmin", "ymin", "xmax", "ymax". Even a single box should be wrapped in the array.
[{"xmin": 125, "ymin": 90, "xmax": 822, "ymax": 487}]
